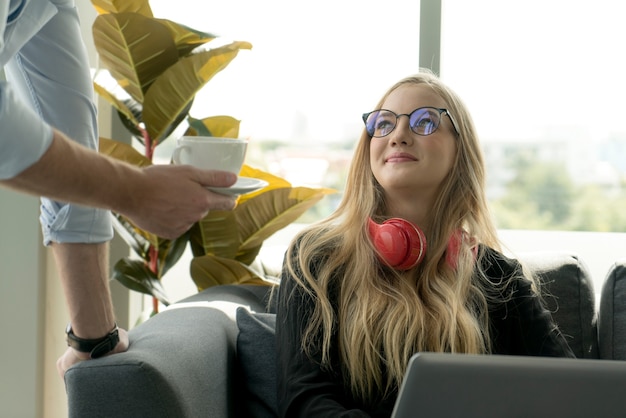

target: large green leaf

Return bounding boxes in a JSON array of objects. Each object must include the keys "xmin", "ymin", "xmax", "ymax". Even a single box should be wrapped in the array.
[
  {"xmin": 186, "ymin": 115, "xmax": 241, "ymax": 138},
  {"xmin": 236, "ymin": 187, "xmax": 336, "ymax": 255},
  {"xmin": 142, "ymin": 41, "xmax": 252, "ymax": 142},
  {"xmin": 111, "ymin": 214, "xmax": 151, "ymax": 261},
  {"xmin": 93, "ymin": 79, "xmax": 140, "ymax": 128},
  {"xmin": 91, "ymin": 0, "xmax": 153, "ymax": 16},
  {"xmin": 156, "ymin": 19, "xmax": 217, "ymax": 57},
  {"xmin": 191, "ymin": 164, "xmax": 287, "ymax": 258},
  {"xmin": 98, "ymin": 138, "xmax": 167, "ymax": 251},
  {"xmin": 190, "ymin": 255, "xmax": 268, "ymax": 291},
  {"xmin": 93, "ymin": 13, "xmax": 179, "ymax": 104},
  {"xmin": 111, "ymin": 258, "xmax": 171, "ymax": 305},
  {"xmin": 238, "ymin": 165, "xmax": 291, "ymax": 202},
  {"xmin": 99, "ymin": 137, "xmax": 151, "ymax": 167},
  {"xmin": 157, "ymin": 231, "xmax": 190, "ymax": 278},
  {"xmin": 111, "ymin": 207, "xmax": 189, "ymax": 285},
  {"xmin": 193, "ymin": 210, "xmax": 239, "ymax": 259}
]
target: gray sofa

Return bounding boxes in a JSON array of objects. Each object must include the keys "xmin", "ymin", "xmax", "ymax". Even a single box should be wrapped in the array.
[{"xmin": 65, "ymin": 253, "xmax": 626, "ymax": 417}]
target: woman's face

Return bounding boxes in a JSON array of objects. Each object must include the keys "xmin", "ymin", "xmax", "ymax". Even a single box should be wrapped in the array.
[{"xmin": 369, "ymin": 84, "xmax": 458, "ymax": 203}]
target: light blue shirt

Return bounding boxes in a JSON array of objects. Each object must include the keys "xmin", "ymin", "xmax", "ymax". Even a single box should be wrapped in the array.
[{"xmin": 0, "ymin": 0, "xmax": 113, "ymax": 244}]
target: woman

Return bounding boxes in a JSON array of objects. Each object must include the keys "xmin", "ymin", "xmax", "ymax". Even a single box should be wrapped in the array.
[{"xmin": 275, "ymin": 71, "xmax": 574, "ymax": 417}]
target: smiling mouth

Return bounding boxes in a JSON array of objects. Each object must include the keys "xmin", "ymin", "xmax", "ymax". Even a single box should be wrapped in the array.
[{"xmin": 385, "ymin": 153, "xmax": 417, "ymax": 163}]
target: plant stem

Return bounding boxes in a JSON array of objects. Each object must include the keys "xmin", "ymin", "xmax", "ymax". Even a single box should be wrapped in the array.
[
  {"xmin": 141, "ymin": 127, "xmax": 156, "ymax": 162},
  {"xmin": 141, "ymin": 127, "xmax": 161, "ymax": 313},
  {"xmin": 148, "ymin": 245, "xmax": 160, "ymax": 313},
  {"xmin": 152, "ymin": 296, "xmax": 159, "ymax": 314}
]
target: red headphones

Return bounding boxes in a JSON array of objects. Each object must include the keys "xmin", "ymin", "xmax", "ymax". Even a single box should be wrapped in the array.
[{"xmin": 368, "ymin": 218, "xmax": 476, "ymax": 270}]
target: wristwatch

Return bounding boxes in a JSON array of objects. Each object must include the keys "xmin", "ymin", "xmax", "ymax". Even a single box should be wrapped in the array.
[{"xmin": 65, "ymin": 323, "xmax": 120, "ymax": 359}]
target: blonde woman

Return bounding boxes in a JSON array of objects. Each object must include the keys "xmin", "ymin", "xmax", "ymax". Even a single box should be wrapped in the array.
[{"xmin": 275, "ymin": 71, "xmax": 574, "ymax": 417}]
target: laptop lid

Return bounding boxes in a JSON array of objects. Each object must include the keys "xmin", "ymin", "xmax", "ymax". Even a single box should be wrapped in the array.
[{"xmin": 392, "ymin": 352, "xmax": 626, "ymax": 418}]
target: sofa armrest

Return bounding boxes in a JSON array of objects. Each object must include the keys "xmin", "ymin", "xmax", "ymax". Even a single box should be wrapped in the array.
[
  {"xmin": 65, "ymin": 306, "xmax": 237, "ymax": 418},
  {"xmin": 599, "ymin": 259, "xmax": 626, "ymax": 360},
  {"xmin": 65, "ymin": 284, "xmax": 272, "ymax": 418}
]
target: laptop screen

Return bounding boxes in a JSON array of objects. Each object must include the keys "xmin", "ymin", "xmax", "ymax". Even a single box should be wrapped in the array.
[{"xmin": 392, "ymin": 352, "xmax": 626, "ymax": 418}]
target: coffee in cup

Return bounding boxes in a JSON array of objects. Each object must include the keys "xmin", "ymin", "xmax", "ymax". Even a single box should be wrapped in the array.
[{"xmin": 171, "ymin": 136, "xmax": 248, "ymax": 174}]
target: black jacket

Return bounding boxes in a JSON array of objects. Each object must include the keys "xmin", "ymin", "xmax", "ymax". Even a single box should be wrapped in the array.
[{"xmin": 275, "ymin": 246, "xmax": 575, "ymax": 417}]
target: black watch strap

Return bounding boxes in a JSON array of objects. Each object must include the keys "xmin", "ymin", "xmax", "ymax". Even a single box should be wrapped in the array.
[{"xmin": 65, "ymin": 323, "xmax": 120, "ymax": 359}]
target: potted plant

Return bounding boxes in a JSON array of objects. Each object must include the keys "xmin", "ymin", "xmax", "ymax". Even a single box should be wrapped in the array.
[{"xmin": 91, "ymin": 0, "xmax": 335, "ymax": 312}]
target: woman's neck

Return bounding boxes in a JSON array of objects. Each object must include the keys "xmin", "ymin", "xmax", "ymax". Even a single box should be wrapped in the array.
[{"xmin": 385, "ymin": 195, "xmax": 433, "ymax": 232}]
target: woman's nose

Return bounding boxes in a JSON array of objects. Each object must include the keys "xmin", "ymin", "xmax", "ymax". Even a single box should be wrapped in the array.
[{"xmin": 389, "ymin": 116, "xmax": 414, "ymax": 145}]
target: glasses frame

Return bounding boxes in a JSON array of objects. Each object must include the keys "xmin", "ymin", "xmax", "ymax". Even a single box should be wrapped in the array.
[{"xmin": 362, "ymin": 107, "xmax": 460, "ymax": 138}]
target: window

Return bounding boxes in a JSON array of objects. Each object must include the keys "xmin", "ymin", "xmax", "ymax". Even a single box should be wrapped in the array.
[
  {"xmin": 440, "ymin": 0, "xmax": 626, "ymax": 297},
  {"xmin": 441, "ymin": 0, "xmax": 626, "ymax": 233}
]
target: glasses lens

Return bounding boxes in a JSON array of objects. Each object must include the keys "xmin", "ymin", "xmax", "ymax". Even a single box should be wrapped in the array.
[
  {"xmin": 409, "ymin": 108, "xmax": 441, "ymax": 135},
  {"xmin": 365, "ymin": 110, "xmax": 396, "ymax": 137}
]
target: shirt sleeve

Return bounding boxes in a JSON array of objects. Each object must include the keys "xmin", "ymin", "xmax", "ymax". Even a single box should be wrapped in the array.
[
  {"xmin": 0, "ymin": 81, "xmax": 53, "ymax": 180},
  {"xmin": 275, "ymin": 254, "xmax": 373, "ymax": 418}
]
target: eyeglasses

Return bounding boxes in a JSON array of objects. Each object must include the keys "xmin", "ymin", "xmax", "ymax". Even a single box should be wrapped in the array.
[{"xmin": 362, "ymin": 107, "xmax": 460, "ymax": 138}]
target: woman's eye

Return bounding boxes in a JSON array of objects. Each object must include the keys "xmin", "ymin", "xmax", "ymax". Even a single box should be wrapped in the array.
[
  {"xmin": 412, "ymin": 116, "xmax": 437, "ymax": 134},
  {"xmin": 376, "ymin": 119, "xmax": 394, "ymax": 134}
]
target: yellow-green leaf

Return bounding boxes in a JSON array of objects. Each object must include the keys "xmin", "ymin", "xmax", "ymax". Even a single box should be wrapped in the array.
[
  {"xmin": 194, "ymin": 210, "xmax": 239, "ymax": 259},
  {"xmin": 186, "ymin": 115, "xmax": 241, "ymax": 138},
  {"xmin": 98, "ymin": 140, "xmax": 163, "ymax": 247},
  {"xmin": 99, "ymin": 137, "xmax": 152, "ymax": 167},
  {"xmin": 142, "ymin": 41, "xmax": 252, "ymax": 142},
  {"xmin": 236, "ymin": 187, "xmax": 336, "ymax": 254},
  {"xmin": 93, "ymin": 13, "xmax": 178, "ymax": 104},
  {"xmin": 93, "ymin": 80, "xmax": 140, "ymax": 127},
  {"xmin": 91, "ymin": 0, "xmax": 153, "ymax": 16},
  {"xmin": 190, "ymin": 255, "xmax": 268, "ymax": 291},
  {"xmin": 238, "ymin": 165, "xmax": 291, "ymax": 202},
  {"xmin": 111, "ymin": 257, "xmax": 170, "ymax": 305},
  {"xmin": 156, "ymin": 19, "xmax": 217, "ymax": 57}
]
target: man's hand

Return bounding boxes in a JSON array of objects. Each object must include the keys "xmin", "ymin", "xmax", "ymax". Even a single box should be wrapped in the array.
[
  {"xmin": 119, "ymin": 165, "xmax": 238, "ymax": 239},
  {"xmin": 56, "ymin": 327, "xmax": 129, "ymax": 378}
]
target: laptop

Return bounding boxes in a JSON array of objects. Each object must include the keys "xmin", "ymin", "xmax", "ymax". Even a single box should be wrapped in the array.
[{"xmin": 392, "ymin": 352, "xmax": 626, "ymax": 418}]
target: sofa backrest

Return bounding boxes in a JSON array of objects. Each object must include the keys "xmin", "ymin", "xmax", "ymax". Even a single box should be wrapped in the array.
[
  {"xmin": 519, "ymin": 251, "xmax": 599, "ymax": 358},
  {"xmin": 598, "ymin": 259, "xmax": 626, "ymax": 360}
]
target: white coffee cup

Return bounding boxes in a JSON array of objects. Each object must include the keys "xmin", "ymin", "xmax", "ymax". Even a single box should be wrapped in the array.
[{"xmin": 171, "ymin": 136, "xmax": 248, "ymax": 174}]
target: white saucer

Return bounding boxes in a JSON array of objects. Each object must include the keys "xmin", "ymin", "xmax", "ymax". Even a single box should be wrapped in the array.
[{"xmin": 207, "ymin": 177, "xmax": 269, "ymax": 196}]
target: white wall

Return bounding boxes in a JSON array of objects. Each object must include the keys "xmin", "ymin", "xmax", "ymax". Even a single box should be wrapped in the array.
[{"xmin": 0, "ymin": 190, "xmax": 46, "ymax": 418}]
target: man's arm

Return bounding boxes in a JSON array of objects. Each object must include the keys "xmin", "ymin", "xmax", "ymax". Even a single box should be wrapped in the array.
[
  {"xmin": 1, "ymin": 129, "xmax": 237, "ymax": 239},
  {"xmin": 53, "ymin": 242, "xmax": 130, "ymax": 375}
]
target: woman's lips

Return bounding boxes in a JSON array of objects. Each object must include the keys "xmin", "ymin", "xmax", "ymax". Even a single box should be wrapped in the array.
[{"xmin": 385, "ymin": 152, "xmax": 417, "ymax": 163}]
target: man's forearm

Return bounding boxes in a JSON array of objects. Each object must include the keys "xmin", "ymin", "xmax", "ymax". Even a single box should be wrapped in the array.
[
  {"xmin": 51, "ymin": 242, "xmax": 116, "ymax": 339},
  {"xmin": 0, "ymin": 129, "xmax": 138, "ymax": 214},
  {"xmin": 2, "ymin": 128, "xmax": 239, "ymax": 240}
]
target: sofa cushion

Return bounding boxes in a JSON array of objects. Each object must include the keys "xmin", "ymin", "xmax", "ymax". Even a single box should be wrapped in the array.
[
  {"xmin": 519, "ymin": 251, "xmax": 598, "ymax": 358},
  {"xmin": 599, "ymin": 259, "xmax": 626, "ymax": 359},
  {"xmin": 236, "ymin": 307, "xmax": 277, "ymax": 418}
]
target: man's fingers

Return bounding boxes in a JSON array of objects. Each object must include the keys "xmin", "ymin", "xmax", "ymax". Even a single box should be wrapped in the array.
[
  {"xmin": 193, "ymin": 168, "xmax": 238, "ymax": 188},
  {"xmin": 205, "ymin": 191, "xmax": 237, "ymax": 210}
]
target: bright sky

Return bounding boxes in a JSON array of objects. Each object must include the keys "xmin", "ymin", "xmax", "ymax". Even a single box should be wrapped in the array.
[{"xmin": 149, "ymin": 0, "xmax": 626, "ymax": 145}]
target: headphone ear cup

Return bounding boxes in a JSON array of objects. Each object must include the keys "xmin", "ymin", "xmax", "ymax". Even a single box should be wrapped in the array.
[
  {"xmin": 445, "ymin": 229, "xmax": 478, "ymax": 269},
  {"xmin": 368, "ymin": 218, "xmax": 427, "ymax": 270}
]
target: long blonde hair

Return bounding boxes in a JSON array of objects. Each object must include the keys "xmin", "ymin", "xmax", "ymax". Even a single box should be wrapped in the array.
[{"xmin": 284, "ymin": 71, "xmax": 507, "ymax": 405}]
